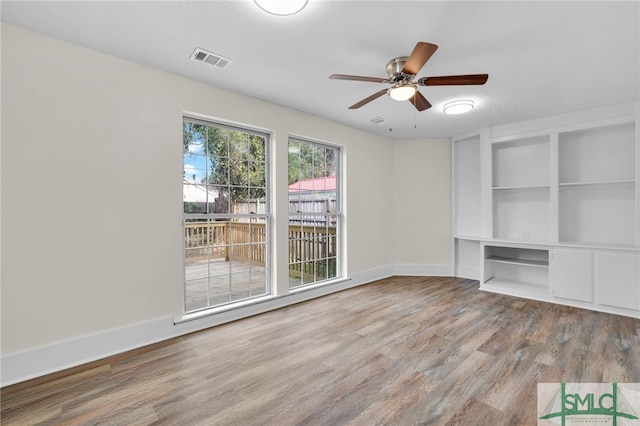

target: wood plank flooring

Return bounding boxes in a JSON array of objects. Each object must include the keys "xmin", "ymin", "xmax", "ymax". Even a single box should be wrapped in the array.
[{"xmin": 2, "ymin": 276, "xmax": 639, "ymax": 425}]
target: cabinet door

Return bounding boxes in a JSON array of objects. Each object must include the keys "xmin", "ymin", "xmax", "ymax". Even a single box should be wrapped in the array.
[
  {"xmin": 595, "ymin": 251, "xmax": 640, "ymax": 311},
  {"xmin": 551, "ymin": 249, "xmax": 593, "ymax": 302}
]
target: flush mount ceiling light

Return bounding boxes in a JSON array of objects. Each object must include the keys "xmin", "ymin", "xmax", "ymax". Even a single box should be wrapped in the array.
[
  {"xmin": 443, "ymin": 99, "xmax": 474, "ymax": 115},
  {"xmin": 388, "ymin": 81, "xmax": 417, "ymax": 102},
  {"xmin": 254, "ymin": 0, "xmax": 308, "ymax": 16}
]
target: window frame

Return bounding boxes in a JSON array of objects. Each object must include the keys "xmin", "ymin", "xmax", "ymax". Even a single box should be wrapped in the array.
[
  {"xmin": 182, "ymin": 116, "xmax": 271, "ymax": 313},
  {"xmin": 287, "ymin": 136, "xmax": 343, "ymax": 289}
]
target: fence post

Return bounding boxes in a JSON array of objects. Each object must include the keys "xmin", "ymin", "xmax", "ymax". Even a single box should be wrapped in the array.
[{"xmin": 225, "ymin": 222, "xmax": 230, "ymax": 261}]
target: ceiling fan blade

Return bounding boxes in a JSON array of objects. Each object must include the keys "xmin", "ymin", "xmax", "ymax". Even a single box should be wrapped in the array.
[
  {"xmin": 330, "ymin": 74, "xmax": 389, "ymax": 83},
  {"xmin": 409, "ymin": 91, "xmax": 432, "ymax": 111},
  {"xmin": 402, "ymin": 42, "xmax": 438, "ymax": 76},
  {"xmin": 349, "ymin": 89, "xmax": 388, "ymax": 109},
  {"xmin": 418, "ymin": 74, "xmax": 489, "ymax": 86}
]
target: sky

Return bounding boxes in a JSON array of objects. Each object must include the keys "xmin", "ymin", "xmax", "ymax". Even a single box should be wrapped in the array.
[{"xmin": 184, "ymin": 137, "xmax": 207, "ymax": 183}]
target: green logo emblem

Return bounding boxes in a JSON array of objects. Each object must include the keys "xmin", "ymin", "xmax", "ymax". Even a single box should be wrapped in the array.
[{"xmin": 538, "ymin": 383, "xmax": 640, "ymax": 425}]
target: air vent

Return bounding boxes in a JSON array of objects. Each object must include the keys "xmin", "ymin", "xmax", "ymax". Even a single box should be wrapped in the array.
[
  {"xmin": 370, "ymin": 117, "xmax": 386, "ymax": 125},
  {"xmin": 190, "ymin": 48, "xmax": 233, "ymax": 70}
]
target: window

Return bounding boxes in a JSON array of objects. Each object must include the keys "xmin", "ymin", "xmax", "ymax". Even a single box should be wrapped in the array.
[
  {"xmin": 288, "ymin": 138, "xmax": 341, "ymax": 288},
  {"xmin": 183, "ymin": 117, "xmax": 269, "ymax": 312}
]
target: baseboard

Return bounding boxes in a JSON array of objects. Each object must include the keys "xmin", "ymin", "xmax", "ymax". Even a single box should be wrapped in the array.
[
  {"xmin": 0, "ymin": 317, "xmax": 176, "ymax": 388},
  {"xmin": 1, "ymin": 264, "xmax": 395, "ymax": 387}
]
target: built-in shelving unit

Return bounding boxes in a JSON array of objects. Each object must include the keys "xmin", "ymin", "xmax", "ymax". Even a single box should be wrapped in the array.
[{"xmin": 452, "ymin": 102, "xmax": 640, "ymax": 318}]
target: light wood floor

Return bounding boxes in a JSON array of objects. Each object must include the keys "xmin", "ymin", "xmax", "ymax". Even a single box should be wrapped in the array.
[{"xmin": 2, "ymin": 276, "xmax": 639, "ymax": 425}]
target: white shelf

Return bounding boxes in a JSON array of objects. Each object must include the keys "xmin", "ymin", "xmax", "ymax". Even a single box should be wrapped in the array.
[
  {"xmin": 483, "ymin": 277, "xmax": 548, "ymax": 291},
  {"xmin": 559, "ymin": 180, "xmax": 635, "ymax": 187},
  {"xmin": 486, "ymin": 255, "xmax": 548, "ymax": 268},
  {"xmin": 481, "ymin": 278, "xmax": 550, "ymax": 299},
  {"xmin": 493, "ymin": 185, "xmax": 551, "ymax": 191},
  {"xmin": 454, "ymin": 234, "xmax": 483, "ymax": 241}
]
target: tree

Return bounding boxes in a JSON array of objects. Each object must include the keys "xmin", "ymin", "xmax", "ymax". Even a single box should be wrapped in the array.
[
  {"xmin": 183, "ymin": 121, "xmax": 266, "ymax": 213},
  {"xmin": 288, "ymin": 140, "xmax": 337, "ymax": 185},
  {"xmin": 206, "ymin": 127, "xmax": 266, "ymax": 197}
]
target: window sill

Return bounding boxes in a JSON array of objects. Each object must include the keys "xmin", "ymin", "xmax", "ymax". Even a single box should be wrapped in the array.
[
  {"xmin": 175, "ymin": 277, "xmax": 351, "ymax": 325},
  {"xmin": 176, "ymin": 294, "xmax": 280, "ymax": 324}
]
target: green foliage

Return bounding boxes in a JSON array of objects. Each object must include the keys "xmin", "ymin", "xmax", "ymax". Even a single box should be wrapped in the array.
[
  {"xmin": 288, "ymin": 140, "xmax": 337, "ymax": 185},
  {"xmin": 183, "ymin": 202, "xmax": 198, "ymax": 213},
  {"xmin": 183, "ymin": 121, "xmax": 266, "ymax": 209}
]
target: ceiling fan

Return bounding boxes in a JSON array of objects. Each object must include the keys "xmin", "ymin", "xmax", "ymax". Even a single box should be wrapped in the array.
[{"xmin": 329, "ymin": 42, "xmax": 488, "ymax": 111}]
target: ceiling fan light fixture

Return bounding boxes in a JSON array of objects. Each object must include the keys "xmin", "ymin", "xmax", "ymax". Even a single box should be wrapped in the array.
[
  {"xmin": 443, "ymin": 99, "xmax": 474, "ymax": 114},
  {"xmin": 254, "ymin": 0, "xmax": 308, "ymax": 16},
  {"xmin": 389, "ymin": 82, "xmax": 417, "ymax": 101}
]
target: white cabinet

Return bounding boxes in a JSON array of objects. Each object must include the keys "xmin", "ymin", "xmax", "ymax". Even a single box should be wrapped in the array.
[
  {"xmin": 595, "ymin": 251, "xmax": 640, "ymax": 311},
  {"xmin": 550, "ymin": 249, "xmax": 593, "ymax": 302},
  {"xmin": 453, "ymin": 102, "xmax": 640, "ymax": 318}
]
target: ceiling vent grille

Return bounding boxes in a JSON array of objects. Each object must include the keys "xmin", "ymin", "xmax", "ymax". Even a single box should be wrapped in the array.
[
  {"xmin": 370, "ymin": 117, "xmax": 386, "ymax": 125},
  {"xmin": 190, "ymin": 48, "xmax": 233, "ymax": 70}
]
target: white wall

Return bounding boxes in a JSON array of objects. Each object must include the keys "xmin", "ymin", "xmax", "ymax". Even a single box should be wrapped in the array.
[
  {"xmin": 392, "ymin": 139, "xmax": 453, "ymax": 275},
  {"xmin": 0, "ymin": 24, "xmax": 452, "ymax": 384}
]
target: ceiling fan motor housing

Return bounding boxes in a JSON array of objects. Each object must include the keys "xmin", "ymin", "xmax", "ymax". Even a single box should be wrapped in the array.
[{"xmin": 386, "ymin": 56, "xmax": 412, "ymax": 81}]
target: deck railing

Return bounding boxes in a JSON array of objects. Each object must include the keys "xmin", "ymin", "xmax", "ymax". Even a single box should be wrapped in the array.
[
  {"xmin": 185, "ymin": 221, "xmax": 336, "ymax": 275},
  {"xmin": 288, "ymin": 224, "xmax": 336, "ymax": 279}
]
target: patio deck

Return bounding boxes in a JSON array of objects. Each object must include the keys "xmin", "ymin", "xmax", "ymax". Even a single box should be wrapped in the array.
[{"xmin": 185, "ymin": 258, "xmax": 304, "ymax": 311}]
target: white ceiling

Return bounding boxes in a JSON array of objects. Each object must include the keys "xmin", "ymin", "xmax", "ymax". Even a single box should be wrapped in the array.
[{"xmin": 2, "ymin": 1, "xmax": 639, "ymax": 139}]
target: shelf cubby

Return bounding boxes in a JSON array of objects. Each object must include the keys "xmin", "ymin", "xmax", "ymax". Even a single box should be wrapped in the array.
[
  {"xmin": 493, "ymin": 186, "xmax": 551, "ymax": 241},
  {"xmin": 559, "ymin": 182, "xmax": 636, "ymax": 246},
  {"xmin": 483, "ymin": 245, "xmax": 550, "ymax": 294},
  {"xmin": 492, "ymin": 135, "xmax": 550, "ymax": 188},
  {"xmin": 559, "ymin": 122, "xmax": 636, "ymax": 185}
]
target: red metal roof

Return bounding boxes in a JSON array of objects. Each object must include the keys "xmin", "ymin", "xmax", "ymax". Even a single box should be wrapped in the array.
[{"xmin": 288, "ymin": 175, "xmax": 336, "ymax": 192}]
